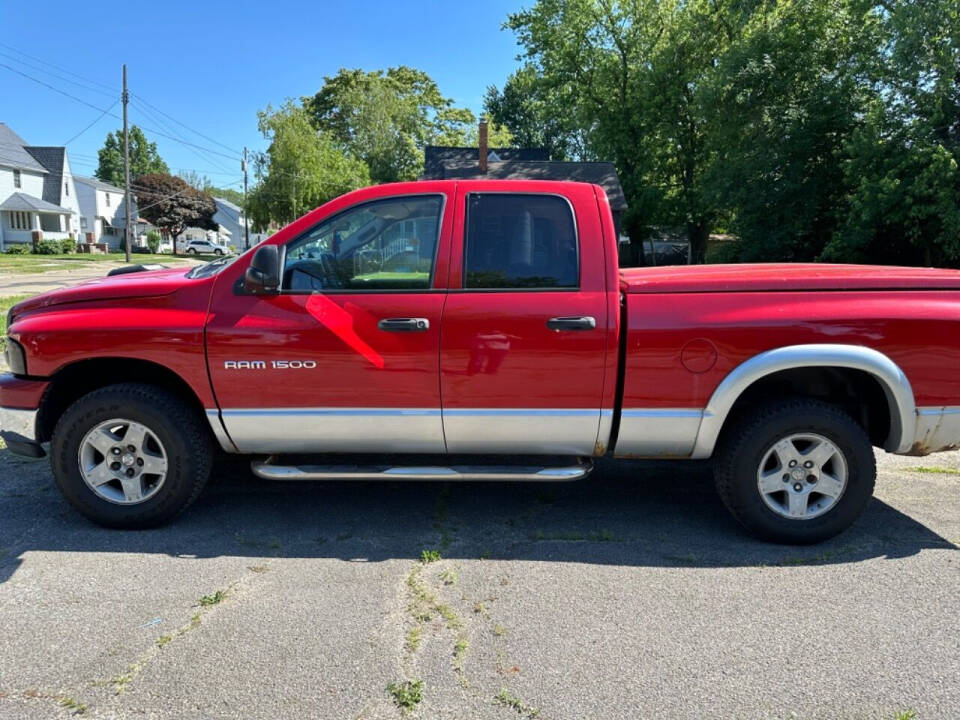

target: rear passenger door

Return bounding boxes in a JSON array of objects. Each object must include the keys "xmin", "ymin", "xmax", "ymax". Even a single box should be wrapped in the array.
[{"xmin": 439, "ymin": 187, "xmax": 610, "ymax": 455}]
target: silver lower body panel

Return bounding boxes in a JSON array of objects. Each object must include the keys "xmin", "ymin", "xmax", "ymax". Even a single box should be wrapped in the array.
[
  {"xmin": 614, "ymin": 408, "xmax": 704, "ymax": 458},
  {"xmin": 218, "ymin": 408, "xmax": 446, "ymax": 454},
  {"xmin": 906, "ymin": 406, "xmax": 960, "ymax": 456},
  {"xmin": 442, "ymin": 409, "xmax": 606, "ymax": 455}
]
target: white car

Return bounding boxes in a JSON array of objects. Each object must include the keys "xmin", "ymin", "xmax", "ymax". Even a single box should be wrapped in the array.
[{"xmin": 180, "ymin": 239, "xmax": 231, "ymax": 256}]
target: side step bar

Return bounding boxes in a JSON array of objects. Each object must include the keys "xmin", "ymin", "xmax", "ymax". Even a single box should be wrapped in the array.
[{"xmin": 251, "ymin": 458, "xmax": 593, "ymax": 482}]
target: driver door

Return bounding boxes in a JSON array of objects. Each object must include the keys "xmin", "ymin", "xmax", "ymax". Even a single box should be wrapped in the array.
[{"xmin": 205, "ymin": 190, "xmax": 452, "ymax": 454}]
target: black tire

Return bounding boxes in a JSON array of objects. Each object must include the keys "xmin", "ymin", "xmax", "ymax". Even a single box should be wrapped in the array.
[
  {"xmin": 713, "ymin": 398, "xmax": 876, "ymax": 544},
  {"xmin": 50, "ymin": 383, "xmax": 212, "ymax": 529},
  {"xmin": 214, "ymin": 248, "xmax": 223, "ymax": 256},
  {"xmin": 186, "ymin": 248, "xmax": 197, "ymax": 255}
]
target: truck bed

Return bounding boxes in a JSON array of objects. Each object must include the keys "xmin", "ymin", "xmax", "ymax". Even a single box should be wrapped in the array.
[{"xmin": 619, "ymin": 263, "xmax": 960, "ymax": 293}]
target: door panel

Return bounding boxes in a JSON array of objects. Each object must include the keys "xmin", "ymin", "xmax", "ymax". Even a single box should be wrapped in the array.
[
  {"xmin": 206, "ymin": 293, "xmax": 446, "ymax": 453},
  {"xmin": 440, "ymin": 185, "xmax": 610, "ymax": 455},
  {"xmin": 204, "ymin": 188, "xmax": 453, "ymax": 454}
]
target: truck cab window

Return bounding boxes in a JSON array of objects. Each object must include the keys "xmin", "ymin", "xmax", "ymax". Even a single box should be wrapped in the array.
[
  {"xmin": 282, "ymin": 195, "xmax": 442, "ymax": 292},
  {"xmin": 464, "ymin": 194, "xmax": 578, "ymax": 289}
]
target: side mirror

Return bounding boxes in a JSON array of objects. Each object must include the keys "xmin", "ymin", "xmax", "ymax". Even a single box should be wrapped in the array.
[{"xmin": 243, "ymin": 245, "xmax": 280, "ymax": 294}]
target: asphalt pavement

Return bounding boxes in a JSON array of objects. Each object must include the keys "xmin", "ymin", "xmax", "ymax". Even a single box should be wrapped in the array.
[{"xmin": 0, "ymin": 447, "xmax": 957, "ymax": 719}]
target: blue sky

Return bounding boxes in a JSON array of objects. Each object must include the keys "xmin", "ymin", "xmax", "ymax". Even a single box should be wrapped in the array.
[{"xmin": 0, "ymin": 0, "xmax": 525, "ymax": 191}]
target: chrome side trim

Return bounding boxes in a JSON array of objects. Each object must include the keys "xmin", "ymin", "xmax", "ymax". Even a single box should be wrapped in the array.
[
  {"xmin": 614, "ymin": 408, "xmax": 704, "ymax": 458},
  {"xmin": 0, "ymin": 406, "xmax": 38, "ymax": 443},
  {"xmin": 442, "ymin": 408, "xmax": 602, "ymax": 455},
  {"xmin": 907, "ymin": 406, "xmax": 960, "ymax": 456},
  {"xmin": 205, "ymin": 409, "xmax": 239, "ymax": 453},
  {"xmin": 691, "ymin": 344, "xmax": 917, "ymax": 459},
  {"xmin": 220, "ymin": 408, "xmax": 446, "ymax": 454},
  {"xmin": 251, "ymin": 458, "xmax": 593, "ymax": 482}
]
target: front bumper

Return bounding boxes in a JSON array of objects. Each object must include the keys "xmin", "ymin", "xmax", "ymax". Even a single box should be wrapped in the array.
[
  {"xmin": 0, "ymin": 373, "xmax": 49, "ymax": 458},
  {"xmin": 0, "ymin": 405, "xmax": 44, "ymax": 457}
]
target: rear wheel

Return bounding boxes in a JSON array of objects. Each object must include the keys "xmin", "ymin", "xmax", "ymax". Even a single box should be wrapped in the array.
[
  {"xmin": 713, "ymin": 399, "xmax": 875, "ymax": 544},
  {"xmin": 51, "ymin": 383, "xmax": 212, "ymax": 528},
  {"xmin": 187, "ymin": 248, "xmax": 197, "ymax": 255}
]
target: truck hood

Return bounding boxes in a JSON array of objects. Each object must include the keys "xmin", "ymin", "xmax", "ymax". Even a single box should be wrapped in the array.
[
  {"xmin": 620, "ymin": 263, "xmax": 960, "ymax": 293},
  {"xmin": 11, "ymin": 266, "xmax": 194, "ymax": 315}
]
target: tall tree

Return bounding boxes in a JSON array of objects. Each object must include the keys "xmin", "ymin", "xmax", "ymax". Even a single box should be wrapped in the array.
[
  {"xmin": 822, "ymin": 0, "xmax": 960, "ymax": 266},
  {"xmin": 505, "ymin": 0, "xmax": 731, "ymax": 263},
  {"xmin": 703, "ymin": 0, "xmax": 876, "ymax": 262},
  {"xmin": 133, "ymin": 174, "xmax": 217, "ymax": 256},
  {"xmin": 95, "ymin": 126, "xmax": 169, "ymax": 186},
  {"xmin": 302, "ymin": 67, "xmax": 477, "ymax": 183},
  {"xmin": 246, "ymin": 101, "xmax": 370, "ymax": 229},
  {"xmin": 484, "ymin": 65, "xmax": 592, "ymax": 161}
]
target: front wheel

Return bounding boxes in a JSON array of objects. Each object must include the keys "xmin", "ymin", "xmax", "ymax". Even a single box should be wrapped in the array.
[
  {"xmin": 713, "ymin": 399, "xmax": 876, "ymax": 544},
  {"xmin": 214, "ymin": 248, "xmax": 223, "ymax": 256},
  {"xmin": 51, "ymin": 383, "xmax": 212, "ymax": 528}
]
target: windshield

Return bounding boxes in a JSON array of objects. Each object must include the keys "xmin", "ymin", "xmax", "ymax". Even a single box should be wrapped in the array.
[{"xmin": 185, "ymin": 254, "xmax": 240, "ymax": 279}]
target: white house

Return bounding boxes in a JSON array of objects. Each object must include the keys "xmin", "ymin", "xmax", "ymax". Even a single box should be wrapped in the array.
[
  {"xmin": 0, "ymin": 122, "xmax": 81, "ymax": 251},
  {"xmin": 74, "ymin": 175, "xmax": 137, "ymax": 250},
  {"xmin": 213, "ymin": 196, "xmax": 268, "ymax": 250}
]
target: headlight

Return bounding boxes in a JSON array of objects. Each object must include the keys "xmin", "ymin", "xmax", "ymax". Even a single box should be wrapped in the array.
[{"xmin": 4, "ymin": 338, "xmax": 27, "ymax": 375}]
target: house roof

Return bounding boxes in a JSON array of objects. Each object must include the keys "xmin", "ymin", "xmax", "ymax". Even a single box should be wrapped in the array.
[
  {"xmin": 25, "ymin": 146, "xmax": 67, "ymax": 205},
  {"xmin": 214, "ymin": 197, "xmax": 242, "ymax": 213},
  {"xmin": 74, "ymin": 175, "xmax": 125, "ymax": 193},
  {"xmin": 438, "ymin": 160, "xmax": 628, "ymax": 211},
  {"xmin": 0, "ymin": 123, "xmax": 48, "ymax": 173},
  {"xmin": 423, "ymin": 146, "xmax": 550, "ymax": 178},
  {"xmin": 0, "ymin": 191, "xmax": 72, "ymax": 214}
]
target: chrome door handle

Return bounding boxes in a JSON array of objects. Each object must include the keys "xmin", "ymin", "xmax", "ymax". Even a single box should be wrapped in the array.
[
  {"xmin": 546, "ymin": 316, "xmax": 596, "ymax": 331},
  {"xmin": 378, "ymin": 317, "xmax": 430, "ymax": 332}
]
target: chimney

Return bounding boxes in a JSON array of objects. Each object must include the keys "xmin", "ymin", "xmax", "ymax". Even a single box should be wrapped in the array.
[{"xmin": 478, "ymin": 118, "xmax": 488, "ymax": 174}]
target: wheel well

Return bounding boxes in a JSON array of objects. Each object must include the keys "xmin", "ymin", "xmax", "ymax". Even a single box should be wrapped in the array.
[
  {"xmin": 723, "ymin": 367, "xmax": 892, "ymax": 448},
  {"xmin": 37, "ymin": 358, "xmax": 207, "ymax": 443}
]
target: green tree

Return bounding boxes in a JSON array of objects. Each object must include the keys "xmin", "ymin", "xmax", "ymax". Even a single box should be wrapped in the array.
[
  {"xmin": 132, "ymin": 174, "xmax": 217, "ymax": 256},
  {"xmin": 303, "ymin": 67, "xmax": 476, "ymax": 183},
  {"xmin": 246, "ymin": 101, "xmax": 370, "ymax": 229},
  {"xmin": 505, "ymin": 0, "xmax": 732, "ymax": 263},
  {"xmin": 176, "ymin": 171, "xmax": 245, "ymax": 206},
  {"xmin": 702, "ymin": 0, "xmax": 878, "ymax": 262},
  {"xmin": 96, "ymin": 126, "xmax": 169, "ymax": 186},
  {"xmin": 485, "ymin": 65, "xmax": 593, "ymax": 160},
  {"xmin": 823, "ymin": 1, "xmax": 960, "ymax": 266}
]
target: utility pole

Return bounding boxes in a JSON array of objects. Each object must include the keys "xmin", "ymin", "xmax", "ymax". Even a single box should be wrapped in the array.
[
  {"xmin": 242, "ymin": 147, "xmax": 250, "ymax": 250},
  {"xmin": 122, "ymin": 64, "xmax": 132, "ymax": 263}
]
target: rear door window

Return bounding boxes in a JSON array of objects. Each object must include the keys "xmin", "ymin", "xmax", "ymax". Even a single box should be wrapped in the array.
[{"xmin": 464, "ymin": 194, "xmax": 578, "ymax": 289}]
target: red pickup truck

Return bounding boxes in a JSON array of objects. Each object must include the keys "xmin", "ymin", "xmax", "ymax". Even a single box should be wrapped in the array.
[{"xmin": 3, "ymin": 180, "xmax": 960, "ymax": 543}]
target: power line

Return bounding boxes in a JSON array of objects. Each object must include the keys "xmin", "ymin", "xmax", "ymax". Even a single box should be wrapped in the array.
[
  {"xmin": 130, "ymin": 96, "xmax": 233, "ymax": 174},
  {"xmin": 0, "ymin": 63, "xmax": 242, "ymax": 162},
  {"xmin": 64, "ymin": 99, "xmax": 120, "ymax": 145},
  {"xmin": 0, "ymin": 43, "xmax": 115, "ymax": 93},
  {"xmin": 132, "ymin": 93, "xmax": 241, "ymax": 156}
]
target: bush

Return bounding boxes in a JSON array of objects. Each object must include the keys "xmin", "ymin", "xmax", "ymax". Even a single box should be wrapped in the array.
[
  {"xmin": 59, "ymin": 238, "xmax": 77, "ymax": 254},
  {"xmin": 4, "ymin": 244, "xmax": 30, "ymax": 255},
  {"xmin": 33, "ymin": 240, "xmax": 61, "ymax": 255},
  {"xmin": 132, "ymin": 245, "xmax": 151, "ymax": 254},
  {"xmin": 145, "ymin": 230, "xmax": 161, "ymax": 254}
]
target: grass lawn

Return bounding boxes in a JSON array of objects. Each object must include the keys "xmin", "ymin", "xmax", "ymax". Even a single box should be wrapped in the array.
[{"xmin": 0, "ymin": 253, "xmax": 199, "ymax": 274}]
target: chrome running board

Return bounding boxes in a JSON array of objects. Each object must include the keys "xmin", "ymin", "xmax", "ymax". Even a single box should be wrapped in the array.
[{"xmin": 250, "ymin": 458, "xmax": 593, "ymax": 482}]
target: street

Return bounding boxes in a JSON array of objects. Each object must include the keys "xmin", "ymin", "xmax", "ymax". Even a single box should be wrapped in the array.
[{"xmin": 0, "ymin": 448, "xmax": 957, "ymax": 719}]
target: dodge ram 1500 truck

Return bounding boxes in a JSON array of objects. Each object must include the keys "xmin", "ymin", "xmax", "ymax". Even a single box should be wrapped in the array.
[{"xmin": 3, "ymin": 180, "xmax": 960, "ymax": 543}]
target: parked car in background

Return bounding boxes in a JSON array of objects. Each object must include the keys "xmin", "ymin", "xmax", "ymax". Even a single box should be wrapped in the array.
[{"xmin": 180, "ymin": 238, "xmax": 230, "ymax": 255}]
